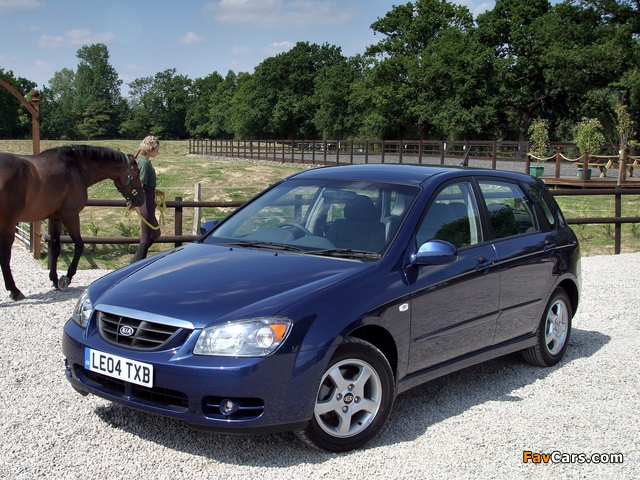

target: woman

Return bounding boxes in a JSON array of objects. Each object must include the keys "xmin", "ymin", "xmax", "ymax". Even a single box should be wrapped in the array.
[{"xmin": 131, "ymin": 135, "xmax": 162, "ymax": 263}]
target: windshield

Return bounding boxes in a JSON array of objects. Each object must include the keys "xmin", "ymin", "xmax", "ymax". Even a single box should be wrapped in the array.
[{"xmin": 202, "ymin": 178, "xmax": 420, "ymax": 258}]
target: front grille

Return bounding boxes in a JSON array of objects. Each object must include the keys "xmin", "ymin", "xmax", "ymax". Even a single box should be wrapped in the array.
[
  {"xmin": 97, "ymin": 311, "xmax": 182, "ymax": 350},
  {"xmin": 84, "ymin": 369, "xmax": 188, "ymax": 410}
]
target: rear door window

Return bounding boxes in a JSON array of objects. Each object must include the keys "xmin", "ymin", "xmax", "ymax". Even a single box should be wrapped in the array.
[{"xmin": 478, "ymin": 181, "xmax": 537, "ymax": 239}]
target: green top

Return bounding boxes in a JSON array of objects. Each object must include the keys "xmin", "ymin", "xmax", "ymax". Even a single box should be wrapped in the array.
[{"xmin": 137, "ymin": 154, "xmax": 156, "ymax": 190}]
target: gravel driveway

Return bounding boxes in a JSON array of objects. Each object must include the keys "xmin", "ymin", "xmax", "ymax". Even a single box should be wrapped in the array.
[{"xmin": 1, "ymin": 245, "xmax": 638, "ymax": 479}]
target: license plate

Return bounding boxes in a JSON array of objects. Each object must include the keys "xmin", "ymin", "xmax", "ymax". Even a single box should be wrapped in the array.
[{"xmin": 85, "ymin": 348, "xmax": 153, "ymax": 388}]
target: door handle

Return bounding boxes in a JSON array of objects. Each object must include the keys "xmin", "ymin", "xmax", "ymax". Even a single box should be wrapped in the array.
[{"xmin": 476, "ymin": 257, "xmax": 494, "ymax": 271}]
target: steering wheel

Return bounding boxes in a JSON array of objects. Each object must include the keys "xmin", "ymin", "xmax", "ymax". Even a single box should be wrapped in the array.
[{"xmin": 277, "ymin": 222, "xmax": 313, "ymax": 239}]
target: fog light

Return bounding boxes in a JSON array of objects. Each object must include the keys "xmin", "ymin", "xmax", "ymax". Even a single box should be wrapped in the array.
[{"xmin": 220, "ymin": 398, "xmax": 239, "ymax": 416}]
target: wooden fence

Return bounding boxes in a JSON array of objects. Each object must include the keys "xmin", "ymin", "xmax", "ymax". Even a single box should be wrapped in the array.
[
  {"xmin": 189, "ymin": 139, "xmax": 640, "ymax": 183},
  {"xmin": 21, "ymin": 189, "xmax": 640, "ymax": 257},
  {"xmin": 189, "ymin": 139, "xmax": 536, "ymax": 166}
]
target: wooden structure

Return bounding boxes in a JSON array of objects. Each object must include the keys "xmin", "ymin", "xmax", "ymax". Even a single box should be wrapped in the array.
[{"xmin": 0, "ymin": 80, "xmax": 42, "ymax": 258}]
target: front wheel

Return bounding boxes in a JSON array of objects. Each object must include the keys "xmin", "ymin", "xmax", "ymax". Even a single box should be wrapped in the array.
[
  {"xmin": 294, "ymin": 337, "xmax": 396, "ymax": 452},
  {"xmin": 523, "ymin": 287, "xmax": 572, "ymax": 367}
]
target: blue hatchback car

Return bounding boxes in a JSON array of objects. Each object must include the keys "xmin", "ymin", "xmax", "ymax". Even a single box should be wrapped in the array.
[{"xmin": 63, "ymin": 164, "xmax": 581, "ymax": 452}]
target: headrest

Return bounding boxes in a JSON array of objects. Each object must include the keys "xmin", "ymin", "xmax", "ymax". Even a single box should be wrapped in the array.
[{"xmin": 344, "ymin": 195, "xmax": 377, "ymax": 221}]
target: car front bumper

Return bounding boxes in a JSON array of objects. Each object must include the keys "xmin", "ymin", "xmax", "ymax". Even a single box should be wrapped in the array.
[{"xmin": 62, "ymin": 320, "xmax": 324, "ymax": 434}]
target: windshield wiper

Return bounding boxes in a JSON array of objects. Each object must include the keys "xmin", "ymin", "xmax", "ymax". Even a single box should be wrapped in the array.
[
  {"xmin": 227, "ymin": 240, "xmax": 305, "ymax": 252},
  {"xmin": 308, "ymin": 248, "xmax": 381, "ymax": 260}
]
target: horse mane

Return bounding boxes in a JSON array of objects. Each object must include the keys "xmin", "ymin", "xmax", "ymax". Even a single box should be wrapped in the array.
[{"xmin": 43, "ymin": 145, "xmax": 126, "ymax": 164}]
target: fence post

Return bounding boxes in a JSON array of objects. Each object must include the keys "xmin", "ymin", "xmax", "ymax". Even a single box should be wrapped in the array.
[
  {"xmin": 582, "ymin": 153, "xmax": 589, "ymax": 180},
  {"xmin": 192, "ymin": 183, "xmax": 201, "ymax": 235},
  {"xmin": 175, "ymin": 196, "xmax": 183, "ymax": 247},
  {"xmin": 492, "ymin": 141, "xmax": 497, "ymax": 169},
  {"xmin": 615, "ymin": 190, "xmax": 621, "ymax": 254},
  {"xmin": 618, "ymin": 149, "xmax": 627, "ymax": 186}
]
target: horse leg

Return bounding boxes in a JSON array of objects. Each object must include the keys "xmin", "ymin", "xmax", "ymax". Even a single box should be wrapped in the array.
[
  {"xmin": 0, "ymin": 228, "xmax": 25, "ymax": 300},
  {"xmin": 59, "ymin": 214, "xmax": 84, "ymax": 289},
  {"xmin": 47, "ymin": 217, "xmax": 62, "ymax": 289}
]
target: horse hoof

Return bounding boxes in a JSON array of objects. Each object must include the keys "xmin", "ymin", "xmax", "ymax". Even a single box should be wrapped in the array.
[
  {"xmin": 58, "ymin": 276, "xmax": 70, "ymax": 290},
  {"xmin": 10, "ymin": 291, "xmax": 25, "ymax": 301}
]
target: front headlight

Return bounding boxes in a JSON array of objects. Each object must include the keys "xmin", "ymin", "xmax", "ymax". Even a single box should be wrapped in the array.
[
  {"xmin": 194, "ymin": 317, "xmax": 292, "ymax": 357},
  {"xmin": 71, "ymin": 290, "xmax": 93, "ymax": 328}
]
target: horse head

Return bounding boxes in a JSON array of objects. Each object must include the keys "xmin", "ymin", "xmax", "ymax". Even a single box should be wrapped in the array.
[{"xmin": 117, "ymin": 154, "xmax": 145, "ymax": 208}]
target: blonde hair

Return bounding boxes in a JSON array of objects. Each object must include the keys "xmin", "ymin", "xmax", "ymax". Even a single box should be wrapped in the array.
[{"xmin": 139, "ymin": 135, "xmax": 160, "ymax": 155}]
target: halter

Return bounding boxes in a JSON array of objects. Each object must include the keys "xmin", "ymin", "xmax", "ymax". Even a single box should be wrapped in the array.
[{"xmin": 117, "ymin": 152, "xmax": 143, "ymax": 207}]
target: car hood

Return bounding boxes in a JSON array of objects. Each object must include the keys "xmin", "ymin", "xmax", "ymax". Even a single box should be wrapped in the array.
[{"xmin": 94, "ymin": 242, "xmax": 374, "ymax": 328}]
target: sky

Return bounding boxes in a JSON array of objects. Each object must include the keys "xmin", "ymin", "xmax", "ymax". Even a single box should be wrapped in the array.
[{"xmin": 0, "ymin": 0, "xmax": 495, "ymax": 96}]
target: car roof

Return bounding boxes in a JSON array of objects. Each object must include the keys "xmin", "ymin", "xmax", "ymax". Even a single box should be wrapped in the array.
[{"xmin": 286, "ymin": 163, "xmax": 533, "ymax": 186}]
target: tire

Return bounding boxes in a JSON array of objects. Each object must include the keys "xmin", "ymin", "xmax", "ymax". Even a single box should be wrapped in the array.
[
  {"xmin": 294, "ymin": 337, "xmax": 396, "ymax": 452},
  {"xmin": 523, "ymin": 287, "xmax": 572, "ymax": 367}
]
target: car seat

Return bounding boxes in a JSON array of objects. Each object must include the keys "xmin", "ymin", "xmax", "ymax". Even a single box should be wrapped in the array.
[{"xmin": 326, "ymin": 195, "xmax": 386, "ymax": 252}]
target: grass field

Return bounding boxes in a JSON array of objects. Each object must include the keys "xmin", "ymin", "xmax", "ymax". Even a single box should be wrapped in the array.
[{"xmin": 2, "ymin": 139, "xmax": 639, "ymax": 271}]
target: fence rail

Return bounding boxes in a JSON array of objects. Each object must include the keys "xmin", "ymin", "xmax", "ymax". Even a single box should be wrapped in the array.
[
  {"xmin": 189, "ymin": 139, "xmax": 621, "ymax": 167},
  {"xmin": 189, "ymin": 139, "xmax": 537, "ymax": 166},
  {"xmin": 16, "ymin": 188, "xmax": 640, "ymax": 258}
]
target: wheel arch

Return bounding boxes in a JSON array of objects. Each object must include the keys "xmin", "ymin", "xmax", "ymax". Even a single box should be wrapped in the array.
[
  {"xmin": 558, "ymin": 278, "xmax": 579, "ymax": 317},
  {"xmin": 347, "ymin": 325, "xmax": 398, "ymax": 381}
]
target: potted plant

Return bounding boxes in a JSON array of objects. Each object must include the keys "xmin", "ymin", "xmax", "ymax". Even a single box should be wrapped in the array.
[
  {"xmin": 527, "ymin": 118, "xmax": 550, "ymax": 177},
  {"xmin": 574, "ymin": 117, "xmax": 605, "ymax": 180}
]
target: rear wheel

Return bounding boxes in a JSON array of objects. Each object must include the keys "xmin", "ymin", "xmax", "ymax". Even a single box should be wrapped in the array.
[
  {"xmin": 295, "ymin": 337, "xmax": 395, "ymax": 452},
  {"xmin": 523, "ymin": 287, "xmax": 572, "ymax": 367}
]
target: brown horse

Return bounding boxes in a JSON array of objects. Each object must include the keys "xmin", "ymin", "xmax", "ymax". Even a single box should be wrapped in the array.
[{"xmin": 0, "ymin": 145, "xmax": 145, "ymax": 301}]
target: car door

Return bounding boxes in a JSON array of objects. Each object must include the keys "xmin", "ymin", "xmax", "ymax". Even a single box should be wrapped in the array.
[
  {"xmin": 477, "ymin": 179, "xmax": 557, "ymax": 343},
  {"xmin": 407, "ymin": 180, "xmax": 500, "ymax": 374}
]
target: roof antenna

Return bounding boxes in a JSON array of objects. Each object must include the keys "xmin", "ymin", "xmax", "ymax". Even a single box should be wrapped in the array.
[{"xmin": 459, "ymin": 143, "xmax": 470, "ymax": 166}]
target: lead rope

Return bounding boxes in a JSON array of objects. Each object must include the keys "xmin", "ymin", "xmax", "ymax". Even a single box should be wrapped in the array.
[{"xmin": 126, "ymin": 191, "xmax": 166, "ymax": 230}]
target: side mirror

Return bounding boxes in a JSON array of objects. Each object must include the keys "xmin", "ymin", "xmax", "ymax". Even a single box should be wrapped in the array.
[
  {"xmin": 200, "ymin": 219, "xmax": 220, "ymax": 235},
  {"xmin": 411, "ymin": 239, "xmax": 458, "ymax": 266}
]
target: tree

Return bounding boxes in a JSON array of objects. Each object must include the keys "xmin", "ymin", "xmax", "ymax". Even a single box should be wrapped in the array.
[
  {"xmin": 313, "ymin": 55, "xmax": 364, "ymax": 139},
  {"xmin": 207, "ymin": 71, "xmax": 242, "ymax": 139},
  {"xmin": 74, "ymin": 43, "xmax": 126, "ymax": 137},
  {"xmin": 0, "ymin": 68, "xmax": 36, "ymax": 139},
  {"xmin": 186, "ymin": 72, "xmax": 224, "ymax": 138},
  {"xmin": 78, "ymin": 99, "xmax": 112, "ymax": 139},
  {"xmin": 124, "ymin": 69, "xmax": 192, "ymax": 139},
  {"xmin": 528, "ymin": 118, "xmax": 550, "ymax": 158},
  {"xmin": 476, "ymin": 0, "xmax": 552, "ymax": 140},
  {"xmin": 120, "ymin": 76, "xmax": 154, "ymax": 138},
  {"xmin": 575, "ymin": 117, "xmax": 605, "ymax": 154},
  {"xmin": 357, "ymin": 0, "xmax": 488, "ymax": 140},
  {"xmin": 245, "ymin": 42, "xmax": 346, "ymax": 139},
  {"xmin": 40, "ymin": 68, "xmax": 78, "ymax": 139}
]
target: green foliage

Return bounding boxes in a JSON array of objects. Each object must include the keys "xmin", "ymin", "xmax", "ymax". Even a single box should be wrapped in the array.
[
  {"xmin": 0, "ymin": 68, "xmax": 36, "ymax": 139},
  {"xmin": 74, "ymin": 44, "xmax": 124, "ymax": 137},
  {"xmin": 528, "ymin": 118, "xmax": 550, "ymax": 159},
  {"xmin": 78, "ymin": 100, "xmax": 113, "ymax": 139},
  {"xmin": 115, "ymin": 220, "xmax": 140, "ymax": 237},
  {"xmin": 614, "ymin": 103, "xmax": 636, "ymax": 151},
  {"xmin": 185, "ymin": 72, "xmax": 224, "ymax": 138},
  {"xmin": 574, "ymin": 117, "xmax": 606, "ymax": 154},
  {"xmin": 9, "ymin": 0, "xmax": 640, "ymax": 144}
]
